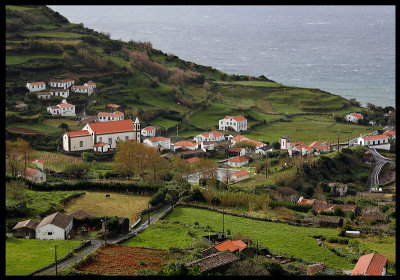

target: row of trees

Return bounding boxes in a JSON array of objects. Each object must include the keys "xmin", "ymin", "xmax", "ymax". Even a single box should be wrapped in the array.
[{"xmin": 6, "ymin": 138, "xmax": 34, "ymax": 177}]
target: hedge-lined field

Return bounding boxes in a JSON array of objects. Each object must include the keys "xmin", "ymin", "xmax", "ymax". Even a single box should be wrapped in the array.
[
  {"xmin": 164, "ymin": 207, "xmax": 353, "ymax": 269},
  {"xmin": 6, "ymin": 238, "xmax": 81, "ymax": 275}
]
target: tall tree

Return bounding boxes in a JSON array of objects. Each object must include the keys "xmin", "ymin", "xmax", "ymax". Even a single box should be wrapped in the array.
[{"xmin": 170, "ymin": 155, "xmax": 191, "ymax": 188}]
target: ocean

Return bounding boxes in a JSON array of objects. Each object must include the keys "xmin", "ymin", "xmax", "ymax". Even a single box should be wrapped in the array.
[{"xmin": 49, "ymin": 5, "xmax": 395, "ymax": 108}]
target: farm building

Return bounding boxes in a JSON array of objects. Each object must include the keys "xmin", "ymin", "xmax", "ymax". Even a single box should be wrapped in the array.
[
  {"xmin": 47, "ymin": 99, "xmax": 76, "ymax": 117},
  {"xmin": 12, "ymin": 220, "xmax": 39, "ymax": 239},
  {"xmin": 194, "ymin": 131, "xmax": 224, "ymax": 143},
  {"xmin": 143, "ymin": 136, "xmax": 171, "ymax": 151},
  {"xmin": 30, "ymin": 159, "xmax": 45, "ymax": 171},
  {"xmin": 106, "ymin": 103, "xmax": 121, "ymax": 111},
  {"xmin": 186, "ymin": 251, "xmax": 239, "ymax": 274},
  {"xmin": 231, "ymin": 170, "xmax": 250, "ymax": 182},
  {"xmin": 254, "ymin": 144, "xmax": 273, "ymax": 155},
  {"xmin": 97, "ymin": 111, "xmax": 124, "ymax": 122},
  {"xmin": 345, "ymin": 112, "xmax": 363, "ymax": 123},
  {"xmin": 48, "ymin": 78, "xmax": 74, "ymax": 89},
  {"xmin": 356, "ymin": 134, "xmax": 390, "ymax": 150},
  {"xmin": 24, "ymin": 167, "xmax": 46, "ymax": 183},
  {"xmin": 172, "ymin": 141, "xmax": 199, "ymax": 152},
  {"xmin": 35, "ymin": 212, "xmax": 73, "ymax": 240},
  {"xmin": 71, "ymin": 85, "xmax": 93, "ymax": 96},
  {"xmin": 227, "ymin": 156, "xmax": 249, "ymax": 167},
  {"xmin": 219, "ymin": 116, "xmax": 247, "ymax": 132},
  {"xmin": 383, "ymin": 129, "xmax": 396, "ymax": 140},
  {"xmin": 63, "ymin": 118, "xmax": 141, "ymax": 152},
  {"xmin": 36, "ymin": 91, "xmax": 52, "ymax": 99},
  {"xmin": 228, "ymin": 147, "xmax": 246, "ymax": 157},
  {"xmin": 26, "ymin": 82, "xmax": 45, "ymax": 92},
  {"xmin": 141, "ymin": 126, "xmax": 158, "ymax": 137},
  {"xmin": 304, "ymin": 216, "xmax": 343, "ymax": 228},
  {"xmin": 49, "ymin": 88, "xmax": 69, "ymax": 98},
  {"xmin": 351, "ymin": 253, "xmax": 388, "ymax": 276}
]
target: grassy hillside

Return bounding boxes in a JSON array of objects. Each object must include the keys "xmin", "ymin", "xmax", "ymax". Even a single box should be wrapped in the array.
[{"xmin": 6, "ymin": 5, "xmax": 378, "ymax": 147}]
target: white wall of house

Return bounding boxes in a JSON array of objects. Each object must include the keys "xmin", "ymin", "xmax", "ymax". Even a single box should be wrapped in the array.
[
  {"xmin": 37, "ymin": 93, "xmax": 51, "ymax": 99},
  {"xmin": 232, "ymin": 173, "xmax": 249, "ymax": 182},
  {"xmin": 93, "ymin": 131, "xmax": 135, "ymax": 149},
  {"xmin": 346, "ymin": 114, "xmax": 360, "ymax": 123},
  {"xmin": 219, "ymin": 118, "xmax": 247, "ymax": 132},
  {"xmin": 227, "ymin": 160, "xmax": 248, "ymax": 168},
  {"xmin": 63, "ymin": 134, "xmax": 93, "ymax": 152},
  {"xmin": 36, "ymin": 222, "xmax": 72, "ymax": 240},
  {"xmin": 94, "ymin": 144, "xmax": 110, "ymax": 153},
  {"xmin": 357, "ymin": 137, "xmax": 389, "ymax": 146},
  {"xmin": 97, "ymin": 115, "xmax": 123, "ymax": 122},
  {"xmin": 59, "ymin": 106, "xmax": 75, "ymax": 117},
  {"xmin": 50, "ymin": 90, "xmax": 69, "ymax": 98},
  {"xmin": 47, "ymin": 107, "xmax": 60, "ymax": 115},
  {"xmin": 26, "ymin": 170, "xmax": 46, "ymax": 183},
  {"xmin": 141, "ymin": 128, "xmax": 156, "ymax": 137},
  {"xmin": 280, "ymin": 137, "xmax": 291, "ymax": 150},
  {"xmin": 143, "ymin": 139, "xmax": 171, "ymax": 151},
  {"xmin": 71, "ymin": 87, "xmax": 93, "ymax": 96},
  {"xmin": 173, "ymin": 144, "xmax": 198, "ymax": 151},
  {"xmin": 26, "ymin": 83, "xmax": 45, "ymax": 92}
]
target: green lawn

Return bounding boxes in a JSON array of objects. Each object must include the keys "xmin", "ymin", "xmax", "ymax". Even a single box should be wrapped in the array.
[
  {"xmin": 164, "ymin": 207, "xmax": 355, "ymax": 269},
  {"xmin": 6, "ymin": 5, "xmax": 33, "ymax": 10},
  {"xmin": 123, "ymin": 220, "xmax": 214, "ymax": 249},
  {"xmin": 24, "ymin": 31, "xmax": 83, "ymax": 38},
  {"xmin": 42, "ymin": 118, "xmax": 82, "ymax": 131},
  {"xmin": 6, "ymin": 54, "xmax": 62, "ymax": 65},
  {"xmin": 7, "ymin": 122, "xmax": 62, "ymax": 134},
  {"xmin": 6, "ymin": 238, "xmax": 81, "ymax": 275}
]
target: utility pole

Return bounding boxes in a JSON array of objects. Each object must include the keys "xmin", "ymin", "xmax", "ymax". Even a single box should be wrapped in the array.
[
  {"xmin": 337, "ymin": 129, "xmax": 340, "ymax": 151},
  {"xmin": 377, "ymin": 197, "xmax": 379, "ymax": 212},
  {"xmin": 176, "ymin": 125, "xmax": 179, "ymax": 137},
  {"xmin": 104, "ymin": 217, "xmax": 107, "ymax": 245},
  {"xmin": 256, "ymin": 239, "xmax": 259, "ymax": 260},
  {"xmin": 265, "ymin": 154, "xmax": 268, "ymax": 179},
  {"xmin": 55, "ymin": 245, "xmax": 58, "ymax": 276},
  {"xmin": 148, "ymin": 203, "xmax": 150, "ymax": 226},
  {"xmin": 222, "ymin": 211, "xmax": 225, "ymax": 238}
]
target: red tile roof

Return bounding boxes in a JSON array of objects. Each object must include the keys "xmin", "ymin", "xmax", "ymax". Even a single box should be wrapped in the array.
[
  {"xmin": 241, "ymin": 139, "xmax": 263, "ymax": 147},
  {"xmin": 231, "ymin": 135, "xmax": 248, "ymax": 142},
  {"xmin": 98, "ymin": 112, "xmax": 121, "ymax": 117},
  {"xmin": 383, "ymin": 130, "xmax": 395, "ymax": 136},
  {"xmin": 58, "ymin": 102, "xmax": 74, "ymax": 108},
  {"xmin": 66, "ymin": 130, "xmax": 90, "ymax": 137},
  {"xmin": 201, "ymin": 131, "xmax": 224, "ymax": 138},
  {"xmin": 147, "ymin": 137, "xmax": 170, "ymax": 142},
  {"xmin": 351, "ymin": 253, "xmax": 387, "ymax": 276},
  {"xmin": 29, "ymin": 82, "xmax": 45, "ymax": 85},
  {"xmin": 291, "ymin": 141, "xmax": 304, "ymax": 147},
  {"xmin": 32, "ymin": 159, "xmax": 45, "ymax": 164},
  {"xmin": 87, "ymin": 120, "xmax": 134, "ymax": 135},
  {"xmin": 86, "ymin": 82, "xmax": 96, "ymax": 85},
  {"xmin": 214, "ymin": 240, "xmax": 247, "ymax": 252},
  {"xmin": 224, "ymin": 115, "xmax": 247, "ymax": 122},
  {"xmin": 296, "ymin": 144, "xmax": 313, "ymax": 151},
  {"xmin": 173, "ymin": 141, "xmax": 198, "ymax": 147},
  {"xmin": 93, "ymin": 141, "xmax": 107, "ymax": 147},
  {"xmin": 143, "ymin": 126, "xmax": 156, "ymax": 131},
  {"xmin": 106, "ymin": 104, "xmax": 121, "ymax": 108},
  {"xmin": 232, "ymin": 170, "xmax": 250, "ymax": 177},
  {"xmin": 229, "ymin": 147, "xmax": 243, "ymax": 152},
  {"xmin": 351, "ymin": 113, "xmax": 363, "ymax": 119},
  {"xmin": 114, "ymin": 111, "xmax": 124, "ymax": 116},
  {"xmin": 186, "ymin": 157, "xmax": 200, "ymax": 163},
  {"xmin": 228, "ymin": 156, "xmax": 249, "ymax": 163},
  {"xmin": 72, "ymin": 85, "xmax": 89, "ymax": 89},
  {"xmin": 363, "ymin": 135, "xmax": 389, "ymax": 140},
  {"xmin": 24, "ymin": 167, "xmax": 39, "ymax": 177}
]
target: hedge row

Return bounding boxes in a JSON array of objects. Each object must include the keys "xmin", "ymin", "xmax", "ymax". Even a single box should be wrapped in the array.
[{"xmin": 268, "ymin": 200, "xmax": 312, "ymax": 213}]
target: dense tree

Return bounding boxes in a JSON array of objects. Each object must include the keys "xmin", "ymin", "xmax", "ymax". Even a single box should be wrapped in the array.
[
  {"xmin": 170, "ymin": 155, "xmax": 191, "ymax": 188},
  {"xmin": 194, "ymin": 158, "xmax": 218, "ymax": 187}
]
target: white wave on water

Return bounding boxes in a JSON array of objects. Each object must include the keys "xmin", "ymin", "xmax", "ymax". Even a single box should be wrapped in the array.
[{"xmin": 307, "ymin": 22, "xmax": 331, "ymax": 25}]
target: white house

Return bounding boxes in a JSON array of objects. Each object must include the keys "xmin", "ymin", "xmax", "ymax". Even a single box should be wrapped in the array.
[
  {"xmin": 383, "ymin": 129, "xmax": 396, "ymax": 140},
  {"xmin": 291, "ymin": 144, "xmax": 314, "ymax": 156},
  {"xmin": 357, "ymin": 135, "xmax": 390, "ymax": 150},
  {"xmin": 345, "ymin": 113, "xmax": 363, "ymax": 123},
  {"xmin": 229, "ymin": 147, "xmax": 246, "ymax": 157},
  {"xmin": 93, "ymin": 141, "xmax": 110, "ymax": 153},
  {"xmin": 231, "ymin": 170, "xmax": 250, "ymax": 182},
  {"xmin": 172, "ymin": 141, "xmax": 199, "ymax": 151},
  {"xmin": 47, "ymin": 99, "xmax": 75, "ymax": 117},
  {"xmin": 219, "ymin": 116, "xmax": 247, "ymax": 132},
  {"xmin": 71, "ymin": 85, "xmax": 93, "ymax": 96},
  {"xmin": 309, "ymin": 141, "xmax": 331, "ymax": 153},
  {"xmin": 24, "ymin": 167, "xmax": 46, "ymax": 183},
  {"xmin": 97, "ymin": 111, "xmax": 124, "ymax": 122},
  {"xmin": 36, "ymin": 92, "xmax": 52, "ymax": 99},
  {"xmin": 35, "ymin": 212, "xmax": 73, "ymax": 240},
  {"xmin": 63, "ymin": 130, "xmax": 92, "ymax": 152},
  {"xmin": 141, "ymin": 126, "xmax": 157, "ymax": 137},
  {"xmin": 227, "ymin": 156, "xmax": 249, "ymax": 167},
  {"xmin": 193, "ymin": 131, "xmax": 224, "ymax": 143},
  {"xmin": 84, "ymin": 82, "xmax": 96, "ymax": 90},
  {"xmin": 26, "ymin": 82, "xmax": 46, "ymax": 92},
  {"xmin": 50, "ymin": 89, "xmax": 69, "ymax": 98},
  {"xmin": 143, "ymin": 137, "xmax": 171, "ymax": 151},
  {"xmin": 48, "ymin": 79, "xmax": 74, "ymax": 89},
  {"xmin": 254, "ymin": 145, "xmax": 273, "ymax": 155}
]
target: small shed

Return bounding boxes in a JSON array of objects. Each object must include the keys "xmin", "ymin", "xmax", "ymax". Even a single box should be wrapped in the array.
[
  {"xmin": 12, "ymin": 220, "xmax": 39, "ymax": 239},
  {"xmin": 35, "ymin": 212, "xmax": 73, "ymax": 240}
]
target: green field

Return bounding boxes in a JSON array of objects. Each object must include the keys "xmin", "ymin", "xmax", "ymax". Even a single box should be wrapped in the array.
[
  {"xmin": 6, "ymin": 238, "xmax": 81, "ymax": 275},
  {"xmin": 215, "ymin": 81, "xmax": 283, "ymax": 87},
  {"xmin": 163, "ymin": 207, "xmax": 373, "ymax": 270},
  {"xmin": 6, "ymin": 5, "xmax": 33, "ymax": 10},
  {"xmin": 24, "ymin": 31, "xmax": 83, "ymax": 38},
  {"xmin": 6, "ymin": 54, "xmax": 63, "ymax": 65},
  {"xmin": 123, "ymin": 221, "xmax": 214, "ymax": 249}
]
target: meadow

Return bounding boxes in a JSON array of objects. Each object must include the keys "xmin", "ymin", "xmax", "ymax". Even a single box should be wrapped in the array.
[
  {"xmin": 162, "ymin": 206, "xmax": 388, "ymax": 270},
  {"xmin": 6, "ymin": 54, "xmax": 63, "ymax": 65},
  {"xmin": 63, "ymin": 191, "xmax": 151, "ymax": 226},
  {"xmin": 33, "ymin": 150, "xmax": 83, "ymax": 172},
  {"xmin": 6, "ymin": 238, "xmax": 81, "ymax": 275}
]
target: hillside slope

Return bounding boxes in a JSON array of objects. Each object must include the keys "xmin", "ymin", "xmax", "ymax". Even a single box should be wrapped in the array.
[{"xmin": 6, "ymin": 5, "xmax": 371, "ymax": 142}]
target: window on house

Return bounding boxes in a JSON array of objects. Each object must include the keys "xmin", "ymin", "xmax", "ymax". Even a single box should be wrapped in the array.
[
  {"xmin": 80, "ymin": 141, "xmax": 83, "ymax": 147},
  {"xmin": 40, "ymin": 177, "xmax": 43, "ymax": 181},
  {"xmin": 25, "ymin": 232, "xmax": 30, "ymax": 237},
  {"xmin": 48, "ymin": 232, "xmax": 52, "ymax": 235},
  {"xmin": 109, "ymin": 138, "xmax": 112, "ymax": 145},
  {"xmin": 125, "ymin": 136, "xmax": 129, "ymax": 140},
  {"xmin": 99, "ymin": 137, "xmax": 102, "ymax": 142}
]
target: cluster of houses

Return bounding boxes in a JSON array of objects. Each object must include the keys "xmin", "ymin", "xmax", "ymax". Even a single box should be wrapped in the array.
[
  {"xmin": 280, "ymin": 136, "xmax": 333, "ymax": 156},
  {"xmin": 25, "ymin": 79, "xmax": 97, "ymax": 117}
]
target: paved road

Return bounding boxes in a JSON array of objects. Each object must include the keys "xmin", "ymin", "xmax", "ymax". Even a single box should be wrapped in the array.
[
  {"xmin": 368, "ymin": 147, "xmax": 395, "ymax": 192},
  {"xmin": 33, "ymin": 205, "xmax": 173, "ymax": 276}
]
